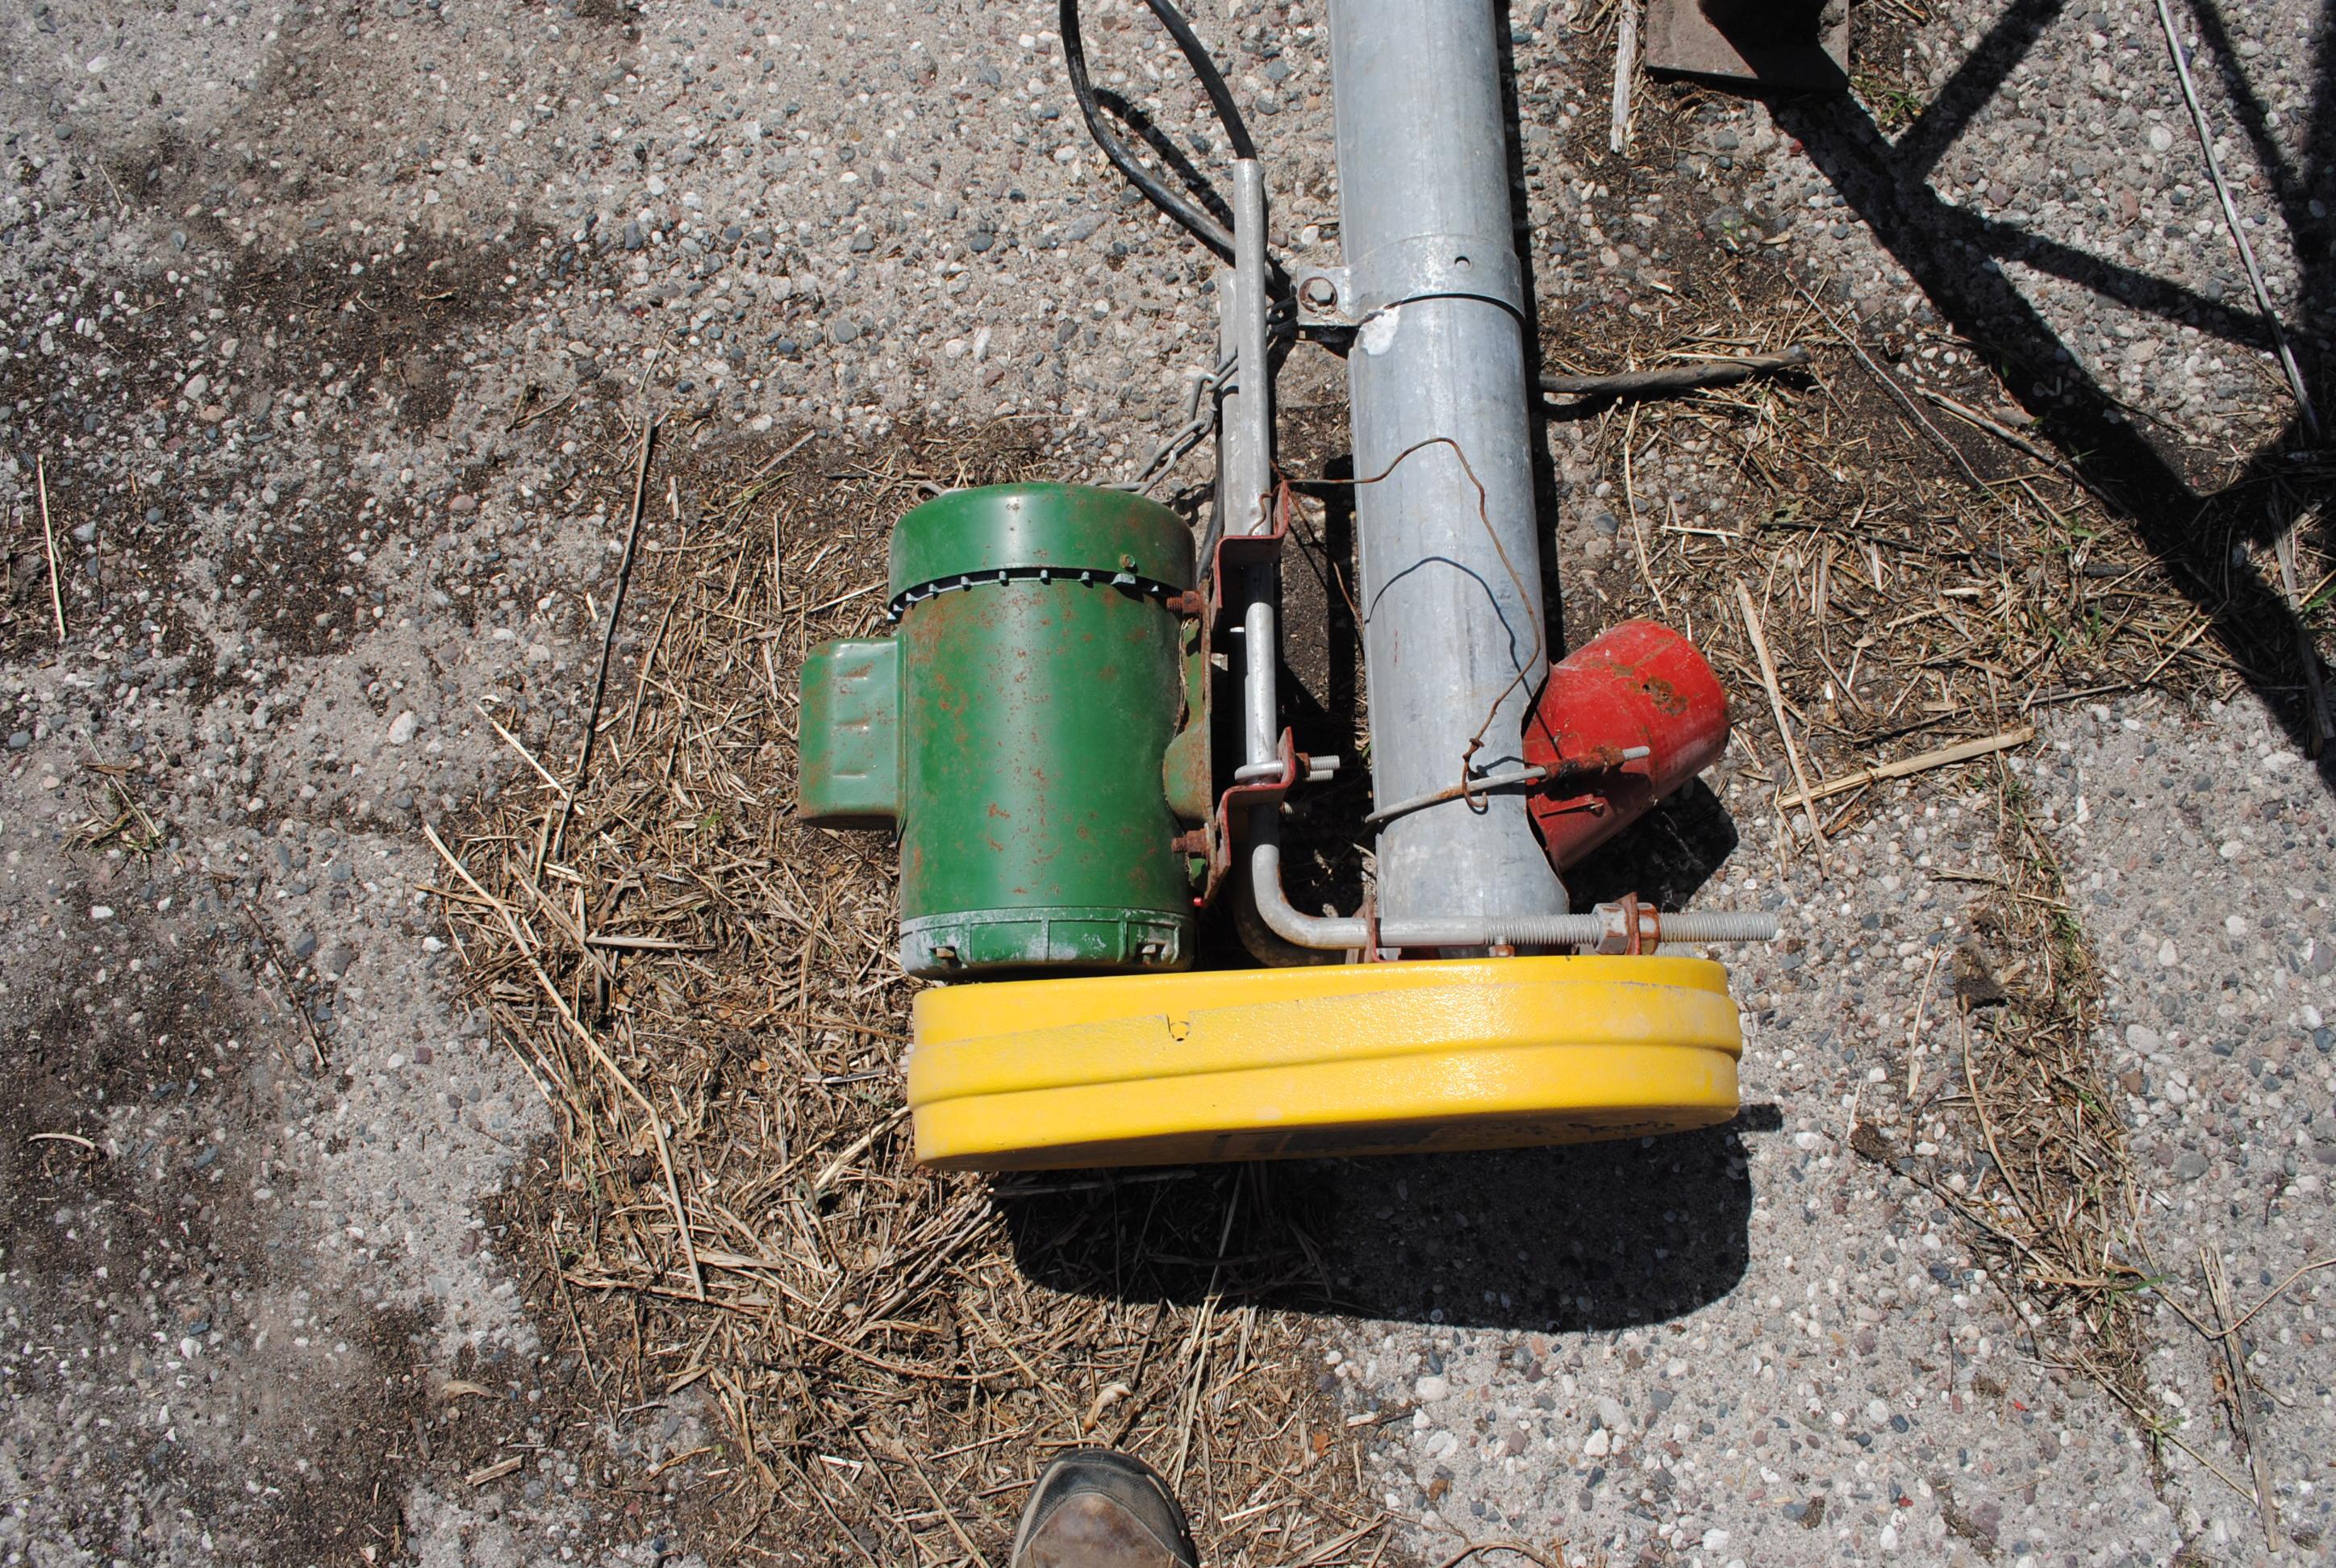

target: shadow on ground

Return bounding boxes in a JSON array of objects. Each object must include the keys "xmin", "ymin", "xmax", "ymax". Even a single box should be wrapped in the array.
[
  {"xmin": 1003, "ymin": 1103, "xmax": 1779, "ymax": 1332},
  {"xmin": 1765, "ymin": 0, "xmax": 2335, "ymax": 783}
]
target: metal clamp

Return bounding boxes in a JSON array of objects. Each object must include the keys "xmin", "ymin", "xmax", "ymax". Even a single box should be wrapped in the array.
[
  {"xmin": 1294, "ymin": 265, "xmax": 1354, "ymax": 330},
  {"xmin": 1349, "ymin": 232, "xmax": 1526, "ymax": 321}
]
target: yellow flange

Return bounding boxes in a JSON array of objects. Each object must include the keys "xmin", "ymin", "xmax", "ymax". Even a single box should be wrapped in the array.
[{"xmin": 907, "ymin": 955, "xmax": 1742, "ymax": 1170}]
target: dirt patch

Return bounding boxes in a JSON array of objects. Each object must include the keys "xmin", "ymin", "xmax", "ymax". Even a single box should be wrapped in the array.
[
  {"xmin": 1265, "ymin": 391, "xmax": 1375, "ymax": 929},
  {"xmin": 1847, "ymin": 5, "xmax": 1930, "ymax": 134},
  {"xmin": 571, "ymin": 0, "xmax": 645, "ymax": 28},
  {"xmin": 2, "ymin": 223, "xmax": 565, "ymax": 677},
  {"xmin": 0, "ymin": 818, "xmax": 687, "ymax": 1564},
  {"xmin": 0, "ymin": 892, "xmax": 426, "ymax": 1564}
]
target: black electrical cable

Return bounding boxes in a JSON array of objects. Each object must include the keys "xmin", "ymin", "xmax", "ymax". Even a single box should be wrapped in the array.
[
  {"xmin": 1059, "ymin": 0, "xmax": 1258, "ymax": 262},
  {"xmin": 1137, "ymin": 0, "xmax": 1258, "ymax": 160}
]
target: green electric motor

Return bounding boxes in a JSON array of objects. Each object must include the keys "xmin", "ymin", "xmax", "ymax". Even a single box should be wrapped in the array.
[{"xmin": 797, "ymin": 484, "xmax": 1209, "ymax": 979}]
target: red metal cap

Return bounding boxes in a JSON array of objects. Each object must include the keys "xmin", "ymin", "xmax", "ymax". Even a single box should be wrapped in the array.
[{"xmin": 1522, "ymin": 620, "xmax": 1731, "ymax": 873}]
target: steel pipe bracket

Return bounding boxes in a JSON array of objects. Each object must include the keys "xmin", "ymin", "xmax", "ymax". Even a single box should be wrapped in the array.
[
  {"xmin": 1294, "ymin": 265, "xmax": 1355, "ymax": 330},
  {"xmin": 1349, "ymin": 232, "xmax": 1527, "ymax": 320}
]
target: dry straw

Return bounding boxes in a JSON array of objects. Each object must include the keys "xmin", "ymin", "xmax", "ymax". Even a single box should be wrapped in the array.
[{"xmin": 436, "ymin": 422, "xmax": 1386, "ymax": 1565}]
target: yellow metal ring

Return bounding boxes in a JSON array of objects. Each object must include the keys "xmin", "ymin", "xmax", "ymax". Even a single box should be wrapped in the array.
[{"xmin": 907, "ymin": 955, "xmax": 1742, "ymax": 1170}]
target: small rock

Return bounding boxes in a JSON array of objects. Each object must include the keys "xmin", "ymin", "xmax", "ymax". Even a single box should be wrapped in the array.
[
  {"xmin": 387, "ymin": 711, "xmax": 419, "ymax": 746},
  {"xmin": 2174, "ymin": 1151, "xmax": 2209, "ymax": 1181},
  {"xmin": 2125, "ymin": 1023, "xmax": 2162, "ymax": 1052},
  {"xmin": 2155, "ymin": 938, "xmax": 2179, "ymax": 966},
  {"xmin": 448, "ymin": 494, "xmax": 477, "ymax": 515},
  {"xmin": 1414, "ymin": 1374, "xmax": 1450, "ymax": 1402}
]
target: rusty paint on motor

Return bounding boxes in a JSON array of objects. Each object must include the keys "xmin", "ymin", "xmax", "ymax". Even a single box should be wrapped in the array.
[{"xmin": 800, "ymin": 484, "xmax": 1199, "ymax": 978}]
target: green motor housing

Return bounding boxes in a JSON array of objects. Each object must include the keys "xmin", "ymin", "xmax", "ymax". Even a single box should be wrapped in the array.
[{"xmin": 798, "ymin": 484, "xmax": 1204, "ymax": 979}]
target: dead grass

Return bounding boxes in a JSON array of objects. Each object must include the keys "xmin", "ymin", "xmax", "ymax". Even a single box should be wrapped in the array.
[
  {"xmin": 419, "ymin": 210, "xmax": 2330, "ymax": 1560},
  {"xmin": 1530, "ymin": 251, "xmax": 2329, "ymax": 1485},
  {"xmin": 428, "ymin": 415, "xmax": 1391, "ymax": 1566}
]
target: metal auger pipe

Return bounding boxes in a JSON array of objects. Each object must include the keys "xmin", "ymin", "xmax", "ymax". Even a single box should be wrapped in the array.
[
  {"xmin": 1328, "ymin": 0, "xmax": 1570, "ymax": 940},
  {"xmin": 1228, "ymin": 8, "xmax": 1771, "ymax": 959}
]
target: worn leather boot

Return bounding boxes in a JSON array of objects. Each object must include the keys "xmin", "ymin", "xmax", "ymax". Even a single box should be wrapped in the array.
[{"xmin": 1008, "ymin": 1449, "xmax": 1199, "ymax": 1568}]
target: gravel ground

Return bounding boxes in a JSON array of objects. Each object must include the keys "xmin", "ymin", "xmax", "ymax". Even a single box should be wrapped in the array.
[
  {"xmin": 2, "ymin": 0, "xmax": 2330, "ymax": 1563},
  {"xmin": 1329, "ymin": 694, "xmax": 2336, "ymax": 1566},
  {"xmin": 2056, "ymin": 694, "xmax": 2336, "ymax": 1559}
]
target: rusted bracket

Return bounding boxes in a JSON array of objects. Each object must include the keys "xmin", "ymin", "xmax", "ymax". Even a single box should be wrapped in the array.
[
  {"xmin": 1208, "ymin": 728, "xmax": 1300, "ymax": 899},
  {"xmin": 1205, "ymin": 496, "xmax": 1291, "ymax": 640}
]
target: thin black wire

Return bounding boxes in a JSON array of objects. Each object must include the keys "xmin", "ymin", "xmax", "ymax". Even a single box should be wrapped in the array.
[
  {"xmin": 1276, "ymin": 438, "xmax": 1548, "ymax": 811},
  {"xmin": 1059, "ymin": 0, "xmax": 1257, "ymax": 261}
]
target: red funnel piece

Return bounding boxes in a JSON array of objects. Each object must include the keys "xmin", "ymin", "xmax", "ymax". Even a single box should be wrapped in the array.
[{"xmin": 1522, "ymin": 620, "xmax": 1731, "ymax": 873}]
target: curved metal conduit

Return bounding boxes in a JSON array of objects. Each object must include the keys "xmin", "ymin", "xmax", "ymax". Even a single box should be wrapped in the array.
[{"xmin": 1247, "ymin": 810, "xmax": 1777, "ymax": 951}]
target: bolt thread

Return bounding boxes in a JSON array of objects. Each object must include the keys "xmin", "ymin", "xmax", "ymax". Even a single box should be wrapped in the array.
[{"xmin": 1654, "ymin": 911, "xmax": 1779, "ymax": 944}]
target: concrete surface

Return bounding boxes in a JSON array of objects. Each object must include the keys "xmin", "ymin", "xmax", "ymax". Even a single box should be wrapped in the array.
[{"xmin": 2, "ymin": 0, "xmax": 2330, "ymax": 1563}]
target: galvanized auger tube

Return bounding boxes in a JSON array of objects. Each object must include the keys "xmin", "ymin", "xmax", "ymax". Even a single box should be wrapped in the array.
[
  {"xmin": 1325, "ymin": 0, "xmax": 1568, "ymax": 939},
  {"xmin": 1241, "ymin": 0, "xmax": 1775, "ymax": 953},
  {"xmin": 1244, "ymin": 0, "xmax": 1580, "ymax": 951}
]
